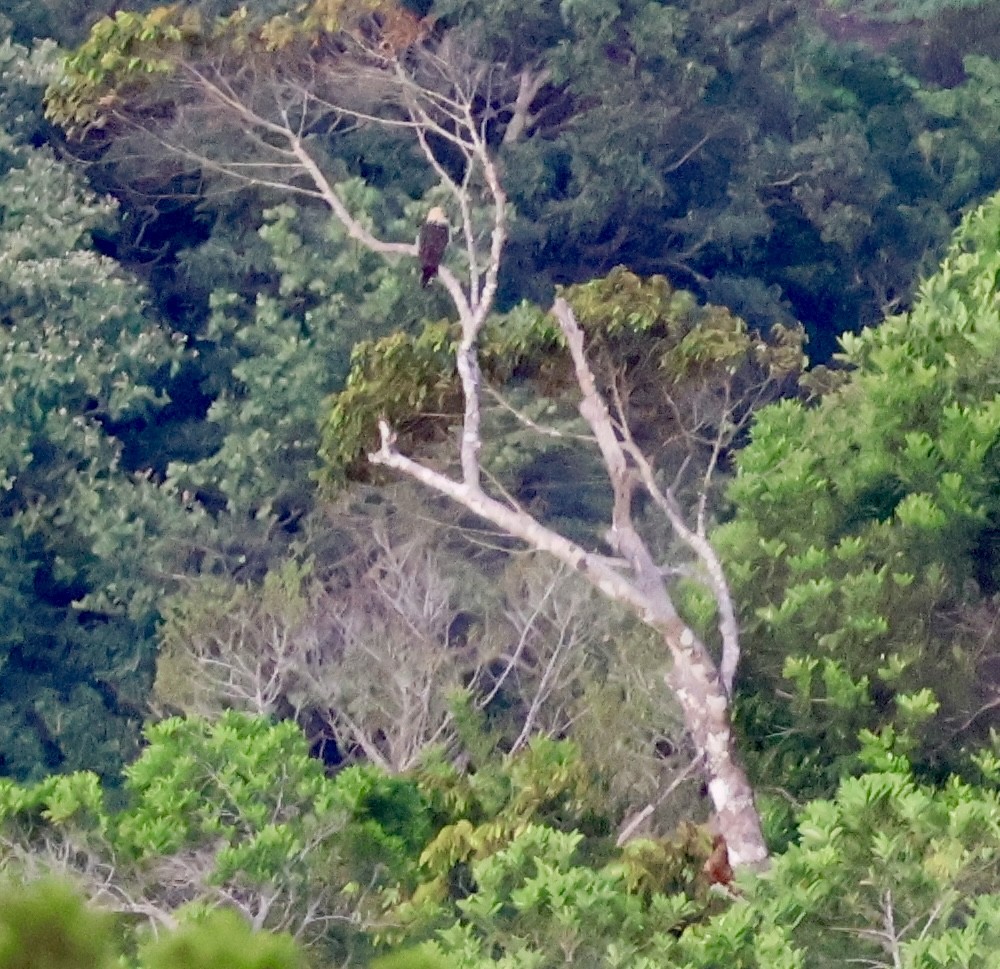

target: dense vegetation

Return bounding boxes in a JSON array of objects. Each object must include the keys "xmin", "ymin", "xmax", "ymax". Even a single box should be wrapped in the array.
[{"xmin": 5, "ymin": 0, "xmax": 1000, "ymax": 963}]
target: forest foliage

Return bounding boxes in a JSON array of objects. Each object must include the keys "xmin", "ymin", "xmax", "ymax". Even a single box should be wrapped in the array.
[
  {"xmin": 4, "ymin": 0, "xmax": 1000, "ymax": 963},
  {"xmin": 6, "ymin": 715, "xmax": 1000, "ymax": 968}
]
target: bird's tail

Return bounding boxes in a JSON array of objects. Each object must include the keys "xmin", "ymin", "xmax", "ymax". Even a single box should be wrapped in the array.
[{"xmin": 421, "ymin": 266, "xmax": 437, "ymax": 287}]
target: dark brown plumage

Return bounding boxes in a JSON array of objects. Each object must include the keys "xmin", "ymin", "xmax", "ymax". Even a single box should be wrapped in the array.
[{"xmin": 418, "ymin": 207, "xmax": 449, "ymax": 287}]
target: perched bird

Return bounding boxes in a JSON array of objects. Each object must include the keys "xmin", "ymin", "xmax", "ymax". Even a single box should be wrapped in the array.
[
  {"xmin": 418, "ymin": 207, "xmax": 449, "ymax": 287},
  {"xmin": 703, "ymin": 834, "xmax": 734, "ymax": 888}
]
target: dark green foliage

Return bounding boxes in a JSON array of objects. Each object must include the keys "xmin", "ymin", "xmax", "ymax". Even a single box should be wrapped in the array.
[
  {"xmin": 916, "ymin": 53, "xmax": 1000, "ymax": 204},
  {"xmin": 427, "ymin": 0, "xmax": 1000, "ymax": 350},
  {"xmin": 47, "ymin": 0, "xmax": 1000, "ymax": 358},
  {"xmin": 10, "ymin": 0, "xmax": 1000, "ymax": 873},
  {"xmin": 0, "ymin": 38, "xmax": 193, "ymax": 781},
  {"xmin": 828, "ymin": 0, "xmax": 989, "ymax": 23},
  {"xmin": 167, "ymin": 199, "xmax": 424, "ymax": 521},
  {"xmin": 333, "ymin": 763, "xmax": 437, "ymax": 890},
  {"xmin": 0, "ymin": 29, "xmax": 452, "ymax": 780},
  {"xmin": 24, "ymin": 0, "xmax": 1000, "ymax": 798}
]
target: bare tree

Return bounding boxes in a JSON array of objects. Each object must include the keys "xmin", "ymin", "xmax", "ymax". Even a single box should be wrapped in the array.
[
  {"xmin": 303, "ymin": 527, "xmax": 472, "ymax": 773},
  {"xmin": 156, "ymin": 530, "xmax": 474, "ymax": 773},
  {"xmin": 369, "ymin": 299, "xmax": 769, "ymax": 868},
  {"xmin": 63, "ymin": 10, "xmax": 770, "ymax": 867},
  {"xmin": 157, "ymin": 518, "xmax": 629, "ymax": 778}
]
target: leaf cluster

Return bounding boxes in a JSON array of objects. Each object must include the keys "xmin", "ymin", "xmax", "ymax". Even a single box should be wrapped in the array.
[
  {"xmin": 320, "ymin": 267, "xmax": 805, "ymax": 486},
  {"xmin": 44, "ymin": 0, "xmax": 415, "ymax": 136},
  {"xmin": 718, "ymin": 187, "xmax": 1000, "ymax": 796},
  {"xmin": 9, "ymin": 707, "xmax": 1000, "ymax": 969},
  {"xmin": 392, "ymin": 752, "xmax": 1000, "ymax": 969},
  {"xmin": 0, "ymin": 711, "xmax": 685, "ymax": 952},
  {"xmin": 0, "ymin": 713, "xmax": 437, "ymax": 950}
]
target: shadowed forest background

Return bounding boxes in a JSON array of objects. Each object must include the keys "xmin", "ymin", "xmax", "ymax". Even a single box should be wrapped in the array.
[{"xmin": 7, "ymin": 0, "xmax": 1000, "ymax": 965}]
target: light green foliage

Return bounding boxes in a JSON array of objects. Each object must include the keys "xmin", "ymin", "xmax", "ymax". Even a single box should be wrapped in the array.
[
  {"xmin": 0, "ymin": 879, "xmax": 114, "ymax": 969},
  {"xmin": 0, "ymin": 712, "xmax": 434, "ymax": 950},
  {"xmin": 44, "ymin": 5, "xmax": 192, "ymax": 135},
  {"xmin": 8, "ymin": 717, "xmax": 1000, "ymax": 969},
  {"xmin": 733, "ymin": 750, "xmax": 1000, "ymax": 968},
  {"xmin": 413, "ymin": 825, "xmax": 702, "ymax": 969},
  {"xmin": 379, "ymin": 738, "xmax": 727, "ymax": 958},
  {"xmin": 116, "ymin": 713, "xmax": 339, "ymax": 868},
  {"xmin": 0, "ymin": 711, "xmax": 704, "ymax": 957},
  {"xmin": 321, "ymin": 319, "xmax": 463, "ymax": 483},
  {"xmin": 371, "ymin": 949, "xmax": 450, "ymax": 969},
  {"xmin": 0, "ymin": 878, "xmax": 304, "ymax": 969},
  {"xmin": 113, "ymin": 713, "xmax": 433, "ymax": 933},
  {"xmin": 398, "ymin": 756, "xmax": 1000, "ymax": 969},
  {"xmin": 3, "ymin": 1, "xmax": 162, "ymax": 48},
  {"xmin": 140, "ymin": 907, "xmax": 303, "ymax": 969},
  {"xmin": 718, "ymin": 188, "xmax": 1000, "ymax": 795}
]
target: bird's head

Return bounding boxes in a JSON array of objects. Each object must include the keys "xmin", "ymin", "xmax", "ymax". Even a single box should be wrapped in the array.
[{"xmin": 426, "ymin": 206, "xmax": 449, "ymax": 225}]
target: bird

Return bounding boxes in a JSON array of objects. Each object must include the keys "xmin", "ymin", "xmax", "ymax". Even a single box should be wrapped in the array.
[
  {"xmin": 702, "ymin": 834, "xmax": 733, "ymax": 888},
  {"xmin": 418, "ymin": 207, "xmax": 449, "ymax": 287}
]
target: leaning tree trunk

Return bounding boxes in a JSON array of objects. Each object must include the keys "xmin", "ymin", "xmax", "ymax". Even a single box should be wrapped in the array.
[
  {"xmin": 369, "ymin": 433, "xmax": 770, "ymax": 868},
  {"xmin": 371, "ymin": 278, "xmax": 771, "ymax": 870},
  {"xmin": 656, "ymin": 618, "xmax": 768, "ymax": 868}
]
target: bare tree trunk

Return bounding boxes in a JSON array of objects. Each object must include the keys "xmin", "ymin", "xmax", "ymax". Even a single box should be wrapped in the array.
[
  {"xmin": 660, "ymin": 624, "xmax": 766, "ymax": 867},
  {"xmin": 371, "ymin": 413, "xmax": 768, "ymax": 868},
  {"xmin": 96, "ymin": 22, "xmax": 770, "ymax": 868}
]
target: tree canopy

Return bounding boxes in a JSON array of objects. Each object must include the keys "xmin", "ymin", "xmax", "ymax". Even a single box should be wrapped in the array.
[
  {"xmin": 718, "ymin": 188, "xmax": 1000, "ymax": 798},
  {"xmin": 5, "ymin": 0, "xmax": 1000, "ymax": 963}
]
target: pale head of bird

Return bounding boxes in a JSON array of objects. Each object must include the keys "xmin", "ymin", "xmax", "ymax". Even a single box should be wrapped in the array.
[{"xmin": 426, "ymin": 207, "xmax": 449, "ymax": 225}]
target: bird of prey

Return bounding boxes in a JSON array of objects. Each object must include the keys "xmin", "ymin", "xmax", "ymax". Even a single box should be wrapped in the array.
[{"xmin": 418, "ymin": 207, "xmax": 449, "ymax": 287}]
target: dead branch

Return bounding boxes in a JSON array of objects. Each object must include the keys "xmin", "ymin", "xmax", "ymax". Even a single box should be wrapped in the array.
[{"xmin": 104, "ymin": 21, "xmax": 769, "ymax": 869}]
